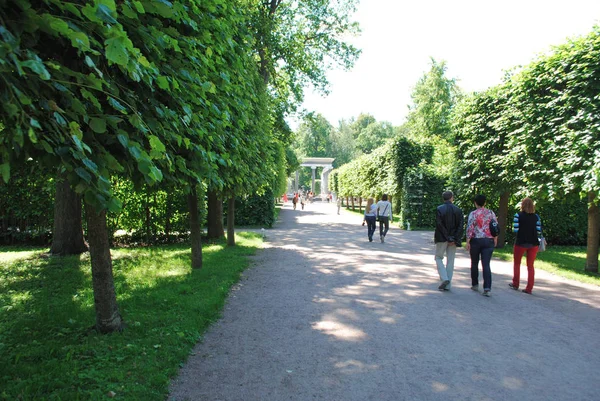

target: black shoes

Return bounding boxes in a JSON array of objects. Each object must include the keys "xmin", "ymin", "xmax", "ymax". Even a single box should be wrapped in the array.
[{"xmin": 438, "ymin": 280, "xmax": 450, "ymax": 291}]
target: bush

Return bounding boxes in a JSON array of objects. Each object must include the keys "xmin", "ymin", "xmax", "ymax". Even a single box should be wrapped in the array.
[{"xmin": 233, "ymin": 189, "xmax": 275, "ymax": 228}]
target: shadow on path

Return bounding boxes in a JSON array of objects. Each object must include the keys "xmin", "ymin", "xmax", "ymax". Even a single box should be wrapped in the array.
[{"xmin": 169, "ymin": 201, "xmax": 600, "ymax": 401}]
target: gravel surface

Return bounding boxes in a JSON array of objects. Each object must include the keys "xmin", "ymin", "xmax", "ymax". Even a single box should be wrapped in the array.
[{"xmin": 169, "ymin": 201, "xmax": 600, "ymax": 401}]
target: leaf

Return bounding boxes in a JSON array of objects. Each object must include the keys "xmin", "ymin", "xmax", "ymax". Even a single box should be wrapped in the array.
[
  {"xmin": 82, "ymin": 158, "xmax": 98, "ymax": 173},
  {"xmin": 75, "ymin": 167, "xmax": 92, "ymax": 183},
  {"xmin": 69, "ymin": 32, "xmax": 90, "ymax": 51},
  {"xmin": 20, "ymin": 59, "xmax": 51, "ymax": 80},
  {"xmin": 28, "ymin": 128, "xmax": 37, "ymax": 144},
  {"xmin": 89, "ymin": 118, "xmax": 107, "ymax": 133},
  {"xmin": 0, "ymin": 163, "xmax": 10, "ymax": 183},
  {"xmin": 149, "ymin": 135, "xmax": 166, "ymax": 153},
  {"xmin": 108, "ymin": 97, "xmax": 128, "ymax": 114},
  {"xmin": 156, "ymin": 76, "xmax": 169, "ymax": 90},
  {"xmin": 133, "ymin": 1, "xmax": 145, "ymax": 13},
  {"xmin": 96, "ymin": 4, "xmax": 117, "ymax": 24},
  {"xmin": 105, "ymin": 36, "xmax": 130, "ymax": 66},
  {"xmin": 54, "ymin": 112, "xmax": 67, "ymax": 126},
  {"xmin": 30, "ymin": 118, "xmax": 42, "ymax": 130},
  {"xmin": 13, "ymin": 87, "xmax": 32, "ymax": 105}
]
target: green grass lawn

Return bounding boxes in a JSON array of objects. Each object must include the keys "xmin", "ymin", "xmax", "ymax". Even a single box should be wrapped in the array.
[
  {"xmin": 0, "ymin": 233, "xmax": 262, "ymax": 400},
  {"xmin": 493, "ymin": 245, "xmax": 600, "ymax": 286}
]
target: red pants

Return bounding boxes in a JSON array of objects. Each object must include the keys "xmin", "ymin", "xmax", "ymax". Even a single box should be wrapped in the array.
[{"xmin": 513, "ymin": 245, "xmax": 538, "ymax": 292}]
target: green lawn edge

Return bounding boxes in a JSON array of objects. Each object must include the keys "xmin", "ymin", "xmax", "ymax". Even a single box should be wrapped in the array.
[{"xmin": 0, "ymin": 232, "xmax": 262, "ymax": 400}]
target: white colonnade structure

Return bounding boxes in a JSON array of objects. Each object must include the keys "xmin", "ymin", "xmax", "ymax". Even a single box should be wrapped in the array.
[{"xmin": 293, "ymin": 157, "xmax": 335, "ymax": 196}]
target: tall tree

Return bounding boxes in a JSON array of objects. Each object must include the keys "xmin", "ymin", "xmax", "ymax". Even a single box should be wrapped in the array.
[
  {"xmin": 513, "ymin": 27, "xmax": 600, "ymax": 271},
  {"xmin": 295, "ymin": 112, "xmax": 334, "ymax": 157}
]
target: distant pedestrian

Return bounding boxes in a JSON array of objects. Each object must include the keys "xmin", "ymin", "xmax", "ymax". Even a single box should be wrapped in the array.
[
  {"xmin": 283, "ymin": 193, "xmax": 288, "ymax": 203},
  {"xmin": 292, "ymin": 193, "xmax": 298, "ymax": 210},
  {"xmin": 375, "ymin": 194, "xmax": 393, "ymax": 243},
  {"xmin": 300, "ymin": 194, "xmax": 305, "ymax": 210},
  {"xmin": 434, "ymin": 191, "xmax": 464, "ymax": 291},
  {"xmin": 363, "ymin": 197, "xmax": 378, "ymax": 242},
  {"xmin": 336, "ymin": 196, "xmax": 342, "ymax": 214},
  {"xmin": 466, "ymin": 194, "xmax": 498, "ymax": 297},
  {"xmin": 510, "ymin": 197, "xmax": 543, "ymax": 295}
]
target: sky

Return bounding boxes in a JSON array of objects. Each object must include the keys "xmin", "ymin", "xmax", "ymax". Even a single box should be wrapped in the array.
[{"xmin": 292, "ymin": 0, "xmax": 600, "ymax": 129}]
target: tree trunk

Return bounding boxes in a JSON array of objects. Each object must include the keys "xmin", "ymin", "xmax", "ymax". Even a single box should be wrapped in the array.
[
  {"xmin": 227, "ymin": 196, "xmax": 235, "ymax": 247},
  {"xmin": 359, "ymin": 197, "xmax": 362, "ymax": 213},
  {"xmin": 207, "ymin": 189, "xmax": 224, "ymax": 240},
  {"xmin": 496, "ymin": 191, "xmax": 510, "ymax": 249},
  {"xmin": 585, "ymin": 191, "xmax": 599, "ymax": 273},
  {"xmin": 49, "ymin": 175, "xmax": 88, "ymax": 255},
  {"xmin": 84, "ymin": 202, "xmax": 123, "ymax": 334},
  {"xmin": 188, "ymin": 188, "xmax": 203, "ymax": 269}
]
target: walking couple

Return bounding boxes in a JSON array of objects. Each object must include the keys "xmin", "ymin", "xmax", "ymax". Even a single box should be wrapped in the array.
[
  {"xmin": 363, "ymin": 194, "xmax": 393, "ymax": 243},
  {"xmin": 435, "ymin": 191, "xmax": 498, "ymax": 295},
  {"xmin": 435, "ymin": 191, "xmax": 497, "ymax": 296}
]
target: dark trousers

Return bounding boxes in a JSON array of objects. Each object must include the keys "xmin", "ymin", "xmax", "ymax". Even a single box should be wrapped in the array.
[
  {"xmin": 378, "ymin": 216, "xmax": 389, "ymax": 237},
  {"xmin": 365, "ymin": 216, "xmax": 376, "ymax": 240},
  {"xmin": 470, "ymin": 238, "xmax": 495, "ymax": 290}
]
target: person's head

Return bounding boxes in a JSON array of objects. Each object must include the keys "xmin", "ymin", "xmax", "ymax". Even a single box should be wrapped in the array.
[
  {"xmin": 442, "ymin": 191, "xmax": 454, "ymax": 202},
  {"xmin": 521, "ymin": 197, "xmax": 535, "ymax": 213},
  {"xmin": 366, "ymin": 197, "xmax": 374, "ymax": 208},
  {"xmin": 474, "ymin": 194, "xmax": 487, "ymax": 207},
  {"xmin": 381, "ymin": 194, "xmax": 388, "ymax": 201}
]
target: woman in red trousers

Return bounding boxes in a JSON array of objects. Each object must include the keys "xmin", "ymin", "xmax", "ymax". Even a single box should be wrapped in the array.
[{"xmin": 509, "ymin": 197, "xmax": 543, "ymax": 294}]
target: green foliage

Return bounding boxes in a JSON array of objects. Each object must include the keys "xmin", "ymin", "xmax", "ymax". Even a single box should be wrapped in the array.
[
  {"xmin": 0, "ymin": 233, "xmax": 263, "ymax": 400},
  {"xmin": 355, "ymin": 121, "xmax": 394, "ymax": 154},
  {"xmin": 0, "ymin": 0, "xmax": 268, "ymax": 212},
  {"xmin": 0, "ymin": 160, "xmax": 54, "ymax": 244},
  {"xmin": 232, "ymin": 188, "xmax": 276, "ymax": 228},
  {"xmin": 513, "ymin": 27, "xmax": 600, "ymax": 197},
  {"xmin": 294, "ymin": 112, "xmax": 334, "ymax": 157},
  {"xmin": 401, "ymin": 167, "xmax": 445, "ymax": 229}
]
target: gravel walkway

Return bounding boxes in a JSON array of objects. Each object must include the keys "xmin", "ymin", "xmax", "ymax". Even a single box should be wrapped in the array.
[{"xmin": 169, "ymin": 201, "xmax": 600, "ymax": 401}]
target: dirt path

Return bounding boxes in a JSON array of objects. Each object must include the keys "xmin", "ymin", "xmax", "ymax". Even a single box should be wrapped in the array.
[{"xmin": 169, "ymin": 201, "xmax": 600, "ymax": 401}]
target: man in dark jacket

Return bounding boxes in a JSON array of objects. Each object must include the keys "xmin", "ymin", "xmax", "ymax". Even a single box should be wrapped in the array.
[{"xmin": 435, "ymin": 191, "xmax": 464, "ymax": 291}]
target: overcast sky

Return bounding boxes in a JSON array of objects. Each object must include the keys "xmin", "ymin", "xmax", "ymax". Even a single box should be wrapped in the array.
[{"xmin": 292, "ymin": 0, "xmax": 600, "ymax": 129}]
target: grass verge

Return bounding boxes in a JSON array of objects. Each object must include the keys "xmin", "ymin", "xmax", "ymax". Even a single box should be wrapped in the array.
[
  {"xmin": 494, "ymin": 245, "xmax": 600, "ymax": 286},
  {"xmin": 0, "ymin": 232, "xmax": 262, "ymax": 400}
]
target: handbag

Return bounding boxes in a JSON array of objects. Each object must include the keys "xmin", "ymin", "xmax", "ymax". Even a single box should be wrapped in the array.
[
  {"xmin": 538, "ymin": 236, "xmax": 546, "ymax": 252},
  {"xmin": 488, "ymin": 210, "xmax": 499, "ymax": 237},
  {"xmin": 537, "ymin": 214, "xmax": 546, "ymax": 251}
]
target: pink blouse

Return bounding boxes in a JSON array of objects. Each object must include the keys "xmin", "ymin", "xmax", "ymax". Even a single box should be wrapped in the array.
[{"xmin": 466, "ymin": 208, "xmax": 497, "ymax": 239}]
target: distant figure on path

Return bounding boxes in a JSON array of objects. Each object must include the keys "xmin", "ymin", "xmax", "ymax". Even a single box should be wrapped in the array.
[
  {"xmin": 466, "ymin": 194, "xmax": 497, "ymax": 297},
  {"xmin": 510, "ymin": 197, "xmax": 543, "ymax": 295},
  {"xmin": 336, "ymin": 196, "xmax": 342, "ymax": 214},
  {"xmin": 292, "ymin": 193, "xmax": 298, "ymax": 210},
  {"xmin": 283, "ymin": 193, "xmax": 288, "ymax": 203},
  {"xmin": 363, "ymin": 197, "xmax": 378, "ymax": 242},
  {"xmin": 375, "ymin": 194, "xmax": 393, "ymax": 243},
  {"xmin": 434, "ymin": 191, "xmax": 464, "ymax": 291}
]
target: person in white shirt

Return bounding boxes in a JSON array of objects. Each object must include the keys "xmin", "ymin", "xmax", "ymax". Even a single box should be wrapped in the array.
[
  {"xmin": 375, "ymin": 194, "xmax": 393, "ymax": 243},
  {"xmin": 362, "ymin": 197, "xmax": 378, "ymax": 242}
]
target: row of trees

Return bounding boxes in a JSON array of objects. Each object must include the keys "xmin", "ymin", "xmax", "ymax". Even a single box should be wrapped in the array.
[
  {"xmin": 0, "ymin": 0, "xmax": 361, "ymax": 333},
  {"xmin": 330, "ymin": 29, "xmax": 600, "ymax": 272}
]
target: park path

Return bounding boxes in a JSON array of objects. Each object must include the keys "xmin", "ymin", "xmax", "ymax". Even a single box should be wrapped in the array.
[{"xmin": 169, "ymin": 201, "xmax": 600, "ymax": 401}]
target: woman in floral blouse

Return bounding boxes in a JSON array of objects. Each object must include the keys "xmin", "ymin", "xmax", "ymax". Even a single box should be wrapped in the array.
[{"xmin": 466, "ymin": 194, "xmax": 498, "ymax": 297}]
